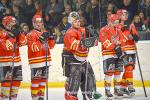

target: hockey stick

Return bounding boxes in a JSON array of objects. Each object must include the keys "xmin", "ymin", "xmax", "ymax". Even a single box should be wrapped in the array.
[
  {"xmin": 84, "ymin": 59, "xmax": 89, "ymax": 99},
  {"xmin": 135, "ymin": 43, "xmax": 147, "ymax": 97},
  {"xmin": 40, "ymin": 0, "xmax": 49, "ymax": 99},
  {"xmin": 45, "ymin": 39, "xmax": 49, "ymax": 100},
  {"xmin": 9, "ymin": 42, "xmax": 17, "ymax": 100}
]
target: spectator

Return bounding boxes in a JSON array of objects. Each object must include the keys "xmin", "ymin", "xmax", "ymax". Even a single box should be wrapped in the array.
[
  {"xmin": 139, "ymin": 0, "xmax": 150, "ymax": 29},
  {"xmin": 12, "ymin": 4, "xmax": 20, "ymax": 22},
  {"xmin": 105, "ymin": 10, "xmax": 112, "ymax": 24},
  {"xmin": 73, "ymin": 0, "xmax": 89, "ymax": 12},
  {"xmin": 133, "ymin": 15, "xmax": 146, "ymax": 31},
  {"xmin": 87, "ymin": 0, "xmax": 104, "ymax": 28},
  {"xmin": 106, "ymin": 2, "xmax": 117, "ymax": 14},
  {"xmin": 77, "ymin": 8, "xmax": 88, "ymax": 20},
  {"xmin": 0, "ymin": 0, "xmax": 11, "ymax": 9},
  {"xmin": 45, "ymin": 0, "xmax": 64, "ymax": 31},
  {"xmin": 45, "ymin": 0, "xmax": 64, "ymax": 16},
  {"xmin": 19, "ymin": 0, "xmax": 36, "ymax": 28},
  {"xmin": 53, "ymin": 26, "xmax": 64, "ymax": 44},
  {"xmin": 80, "ymin": 16, "xmax": 87, "ymax": 27},
  {"xmin": 123, "ymin": 0, "xmax": 138, "ymax": 22},
  {"xmin": 20, "ymin": 23, "xmax": 30, "ymax": 35},
  {"xmin": 62, "ymin": 4, "xmax": 72, "ymax": 16},
  {"xmin": 58, "ymin": 14, "xmax": 71, "ymax": 31},
  {"xmin": 63, "ymin": 0, "xmax": 76, "ymax": 10},
  {"xmin": 34, "ymin": 0, "xmax": 42, "ymax": 16},
  {"xmin": 0, "ymin": 0, "xmax": 11, "ymax": 19},
  {"xmin": 55, "ymin": 14, "xmax": 71, "ymax": 43},
  {"xmin": 139, "ymin": 10, "xmax": 149, "ymax": 30}
]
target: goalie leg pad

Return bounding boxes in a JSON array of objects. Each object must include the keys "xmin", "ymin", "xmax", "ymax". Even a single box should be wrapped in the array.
[
  {"xmin": 80, "ymin": 62, "xmax": 96, "ymax": 99},
  {"xmin": 65, "ymin": 61, "xmax": 82, "ymax": 96}
]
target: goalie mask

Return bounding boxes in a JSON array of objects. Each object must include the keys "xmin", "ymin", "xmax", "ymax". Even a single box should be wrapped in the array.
[
  {"xmin": 68, "ymin": 11, "xmax": 80, "ymax": 24},
  {"xmin": 32, "ymin": 15, "xmax": 44, "ymax": 30},
  {"xmin": 2, "ymin": 16, "xmax": 17, "ymax": 31}
]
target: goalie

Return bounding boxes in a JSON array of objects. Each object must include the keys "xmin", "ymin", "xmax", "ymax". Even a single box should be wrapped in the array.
[{"xmin": 62, "ymin": 11, "xmax": 101, "ymax": 100}]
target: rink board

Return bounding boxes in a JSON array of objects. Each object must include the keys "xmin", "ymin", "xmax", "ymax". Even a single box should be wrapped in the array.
[{"xmin": 17, "ymin": 41, "xmax": 150, "ymax": 88}]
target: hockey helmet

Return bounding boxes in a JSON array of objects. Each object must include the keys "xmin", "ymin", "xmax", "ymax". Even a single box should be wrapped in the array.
[
  {"xmin": 68, "ymin": 11, "xmax": 80, "ymax": 24},
  {"xmin": 117, "ymin": 9, "xmax": 128, "ymax": 16},
  {"xmin": 117, "ymin": 9, "xmax": 128, "ymax": 21},
  {"xmin": 108, "ymin": 14, "xmax": 119, "ymax": 23},
  {"xmin": 32, "ymin": 15, "xmax": 44, "ymax": 30},
  {"xmin": 2, "ymin": 16, "xmax": 17, "ymax": 30}
]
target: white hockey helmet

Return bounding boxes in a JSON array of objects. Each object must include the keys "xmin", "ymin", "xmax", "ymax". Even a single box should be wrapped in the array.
[{"xmin": 68, "ymin": 11, "xmax": 80, "ymax": 24}]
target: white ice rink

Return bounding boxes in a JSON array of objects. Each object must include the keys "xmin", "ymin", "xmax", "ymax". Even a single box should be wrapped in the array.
[
  {"xmin": 16, "ymin": 41, "xmax": 150, "ymax": 100},
  {"xmin": 17, "ymin": 87, "xmax": 150, "ymax": 100}
]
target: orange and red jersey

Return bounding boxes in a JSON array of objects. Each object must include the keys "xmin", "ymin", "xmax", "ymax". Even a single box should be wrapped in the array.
[
  {"xmin": 0, "ymin": 29, "xmax": 27, "ymax": 67},
  {"xmin": 63, "ymin": 27, "xmax": 89, "ymax": 61},
  {"xmin": 27, "ymin": 29, "xmax": 55, "ymax": 68},
  {"xmin": 99, "ymin": 26, "xmax": 122, "ymax": 60},
  {"xmin": 119, "ymin": 23, "xmax": 139, "ymax": 54}
]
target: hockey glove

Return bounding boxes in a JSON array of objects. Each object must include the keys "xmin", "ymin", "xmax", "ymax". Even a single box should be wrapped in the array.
[
  {"xmin": 114, "ymin": 45, "xmax": 122, "ymax": 58},
  {"xmin": 121, "ymin": 21, "xmax": 129, "ymax": 31},
  {"xmin": 39, "ymin": 32, "xmax": 49, "ymax": 43},
  {"xmin": 39, "ymin": 32, "xmax": 55, "ymax": 43},
  {"xmin": 132, "ymin": 34, "xmax": 139, "ymax": 42}
]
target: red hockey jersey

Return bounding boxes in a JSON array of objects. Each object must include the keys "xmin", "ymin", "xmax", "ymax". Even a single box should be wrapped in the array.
[
  {"xmin": 99, "ymin": 26, "xmax": 122, "ymax": 60},
  {"xmin": 27, "ymin": 29, "xmax": 55, "ymax": 68},
  {"xmin": 0, "ymin": 29, "xmax": 27, "ymax": 67},
  {"xmin": 63, "ymin": 27, "xmax": 89, "ymax": 61},
  {"xmin": 119, "ymin": 23, "xmax": 139, "ymax": 54}
]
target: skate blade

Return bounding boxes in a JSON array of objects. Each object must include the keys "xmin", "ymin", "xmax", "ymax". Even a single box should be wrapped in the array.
[
  {"xmin": 130, "ymin": 92, "xmax": 135, "ymax": 97},
  {"xmin": 114, "ymin": 95, "xmax": 123, "ymax": 99},
  {"xmin": 123, "ymin": 94, "xmax": 132, "ymax": 98},
  {"xmin": 106, "ymin": 97, "xmax": 113, "ymax": 100}
]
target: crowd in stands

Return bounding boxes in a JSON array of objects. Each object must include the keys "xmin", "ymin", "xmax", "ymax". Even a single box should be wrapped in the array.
[{"xmin": 0, "ymin": 0, "xmax": 150, "ymax": 43}]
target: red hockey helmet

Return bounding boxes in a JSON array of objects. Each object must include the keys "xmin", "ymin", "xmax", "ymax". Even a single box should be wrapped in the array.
[
  {"xmin": 32, "ymin": 15, "xmax": 44, "ymax": 30},
  {"xmin": 117, "ymin": 9, "xmax": 128, "ymax": 21},
  {"xmin": 108, "ymin": 14, "xmax": 119, "ymax": 22},
  {"xmin": 2, "ymin": 16, "xmax": 17, "ymax": 30},
  {"xmin": 117, "ymin": 9, "xmax": 128, "ymax": 16}
]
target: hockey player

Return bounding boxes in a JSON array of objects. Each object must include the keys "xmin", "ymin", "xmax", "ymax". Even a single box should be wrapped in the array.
[
  {"xmin": 0, "ymin": 16, "xmax": 27, "ymax": 100},
  {"xmin": 63, "ymin": 11, "xmax": 101, "ymax": 100},
  {"xmin": 99, "ymin": 14, "xmax": 124, "ymax": 99},
  {"xmin": 116, "ymin": 9, "xmax": 139, "ymax": 97},
  {"xmin": 26, "ymin": 15, "xmax": 55, "ymax": 100}
]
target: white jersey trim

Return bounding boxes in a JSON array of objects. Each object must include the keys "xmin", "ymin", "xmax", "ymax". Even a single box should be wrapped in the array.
[
  {"xmin": 29, "ymin": 61, "xmax": 51, "ymax": 68},
  {"xmin": 102, "ymin": 55, "xmax": 117, "ymax": 60},
  {"xmin": 74, "ymin": 55, "xmax": 87, "ymax": 62},
  {"xmin": 0, "ymin": 61, "xmax": 22, "ymax": 67}
]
